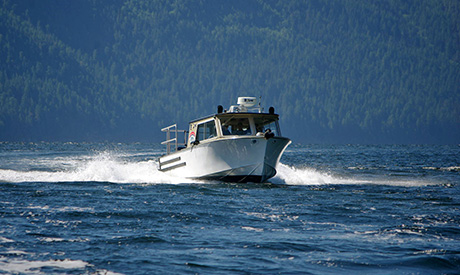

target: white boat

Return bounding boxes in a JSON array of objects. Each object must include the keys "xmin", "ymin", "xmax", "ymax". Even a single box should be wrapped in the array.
[{"xmin": 158, "ymin": 97, "xmax": 291, "ymax": 183}]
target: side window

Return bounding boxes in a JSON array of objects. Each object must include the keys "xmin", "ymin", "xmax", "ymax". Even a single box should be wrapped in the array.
[{"xmin": 197, "ymin": 120, "xmax": 217, "ymax": 141}]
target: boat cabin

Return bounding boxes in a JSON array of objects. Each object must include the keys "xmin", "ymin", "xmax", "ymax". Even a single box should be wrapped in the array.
[
  {"xmin": 161, "ymin": 97, "xmax": 282, "ymax": 154},
  {"xmin": 187, "ymin": 97, "xmax": 282, "ymax": 147},
  {"xmin": 188, "ymin": 113, "xmax": 281, "ymax": 146}
]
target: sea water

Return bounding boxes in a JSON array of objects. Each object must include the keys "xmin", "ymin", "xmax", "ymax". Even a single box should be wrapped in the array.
[{"xmin": 0, "ymin": 142, "xmax": 459, "ymax": 274}]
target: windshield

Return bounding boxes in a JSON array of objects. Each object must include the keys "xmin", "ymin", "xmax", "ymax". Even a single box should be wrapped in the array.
[
  {"xmin": 219, "ymin": 115, "xmax": 281, "ymax": 137},
  {"xmin": 221, "ymin": 118, "xmax": 251, "ymax": 136},
  {"xmin": 254, "ymin": 117, "xmax": 280, "ymax": 136}
]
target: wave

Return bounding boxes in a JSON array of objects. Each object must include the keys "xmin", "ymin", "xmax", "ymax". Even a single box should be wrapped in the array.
[
  {"xmin": 0, "ymin": 258, "xmax": 87, "ymax": 274},
  {"xmin": 273, "ymin": 163, "xmax": 439, "ymax": 187},
  {"xmin": 423, "ymin": 166, "xmax": 460, "ymax": 172},
  {"xmin": 0, "ymin": 256, "xmax": 122, "ymax": 275},
  {"xmin": 0, "ymin": 152, "xmax": 195, "ymax": 185},
  {"xmin": 272, "ymin": 163, "xmax": 340, "ymax": 185},
  {"xmin": 0, "ymin": 153, "xmax": 439, "ymax": 187}
]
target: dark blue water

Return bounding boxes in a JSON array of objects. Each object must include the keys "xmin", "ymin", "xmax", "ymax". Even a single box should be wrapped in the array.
[{"xmin": 1, "ymin": 142, "xmax": 459, "ymax": 274}]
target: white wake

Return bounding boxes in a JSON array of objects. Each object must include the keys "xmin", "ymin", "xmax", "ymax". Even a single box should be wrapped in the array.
[
  {"xmin": 273, "ymin": 163, "xmax": 438, "ymax": 187},
  {"xmin": 0, "ymin": 153, "xmax": 438, "ymax": 186},
  {"xmin": 0, "ymin": 152, "xmax": 194, "ymax": 184}
]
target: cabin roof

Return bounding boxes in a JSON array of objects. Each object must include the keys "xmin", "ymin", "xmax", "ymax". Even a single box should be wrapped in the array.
[{"xmin": 189, "ymin": 112, "xmax": 279, "ymax": 124}]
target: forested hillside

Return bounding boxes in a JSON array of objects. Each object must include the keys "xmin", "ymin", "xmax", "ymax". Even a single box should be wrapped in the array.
[{"xmin": 1, "ymin": 0, "xmax": 459, "ymax": 143}]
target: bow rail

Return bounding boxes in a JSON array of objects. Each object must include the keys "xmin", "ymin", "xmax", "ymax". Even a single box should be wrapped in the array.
[{"xmin": 161, "ymin": 124, "xmax": 187, "ymax": 154}]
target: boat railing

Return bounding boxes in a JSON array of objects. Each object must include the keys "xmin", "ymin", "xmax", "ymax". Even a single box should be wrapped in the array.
[{"xmin": 161, "ymin": 124, "xmax": 187, "ymax": 154}]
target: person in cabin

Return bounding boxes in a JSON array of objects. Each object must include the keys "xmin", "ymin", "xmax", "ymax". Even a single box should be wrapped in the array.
[
  {"xmin": 222, "ymin": 124, "xmax": 231, "ymax": 135},
  {"xmin": 235, "ymin": 123, "xmax": 246, "ymax": 135}
]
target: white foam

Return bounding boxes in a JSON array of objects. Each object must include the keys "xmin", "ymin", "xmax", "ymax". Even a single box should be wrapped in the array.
[
  {"xmin": 0, "ymin": 153, "xmax": 440, "ymax": 186},
  {"xmin": 0, "ymin": 237, "xmax": 14, "ymax": 243},
  {"xmin": 272, "ymin": 163, "xmax": 438, "ymax": 187},
  {"xmin": 0, "ymin": 152, "xmax": 194, "ymax": 185},
  {"xmin": 39, "ymin": 237, "xmax": 65, "ymax": 242},
  {"xmin": 0, "ymin": 257, "xmax": 125, "ymax": 275},
  {"xmin": 272, "ymin": 163, "xmax": 347, "ymax": 185},
  {"xmin": 423, "ymin": 166, "xmax": 460, "ymax": 172},
  {"xmin": 241, "ymin": 226, "xmax": 264, "ymax": 232},
  {"xmin": 0, "ymin": 258, "xmax": 88, "ymax": 274}
]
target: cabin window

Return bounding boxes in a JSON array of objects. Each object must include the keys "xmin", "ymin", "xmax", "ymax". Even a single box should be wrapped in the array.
[
  {"xmin": 197, "ymin": 120, "xmax": 217, "ymax": 141},
  {"xmin": 254, "ymin": 118, "xmax": 280, "ymax": 136},
  {"xmin": 221, "ymin": 118, "xmax": 251, "ymax": 135}
]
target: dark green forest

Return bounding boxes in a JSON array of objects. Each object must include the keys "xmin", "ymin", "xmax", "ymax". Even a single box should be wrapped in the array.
[{"xmin": 0, "ymin": 0, "xmax": 459, "ymax": 143}]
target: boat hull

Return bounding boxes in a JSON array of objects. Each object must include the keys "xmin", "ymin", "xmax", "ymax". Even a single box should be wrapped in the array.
[{"xmin": 158, "ymin": 136, "xmax": 291, "ymax": 183}]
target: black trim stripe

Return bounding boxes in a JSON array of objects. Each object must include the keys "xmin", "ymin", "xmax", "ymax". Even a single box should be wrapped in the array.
[
  {"xmin": 158, "ymin": 162, "xmax": 186, "ymax": 172},
  {"xmin": 159, "ymin": 156, "xmax": 181, "ymax": 166}
]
